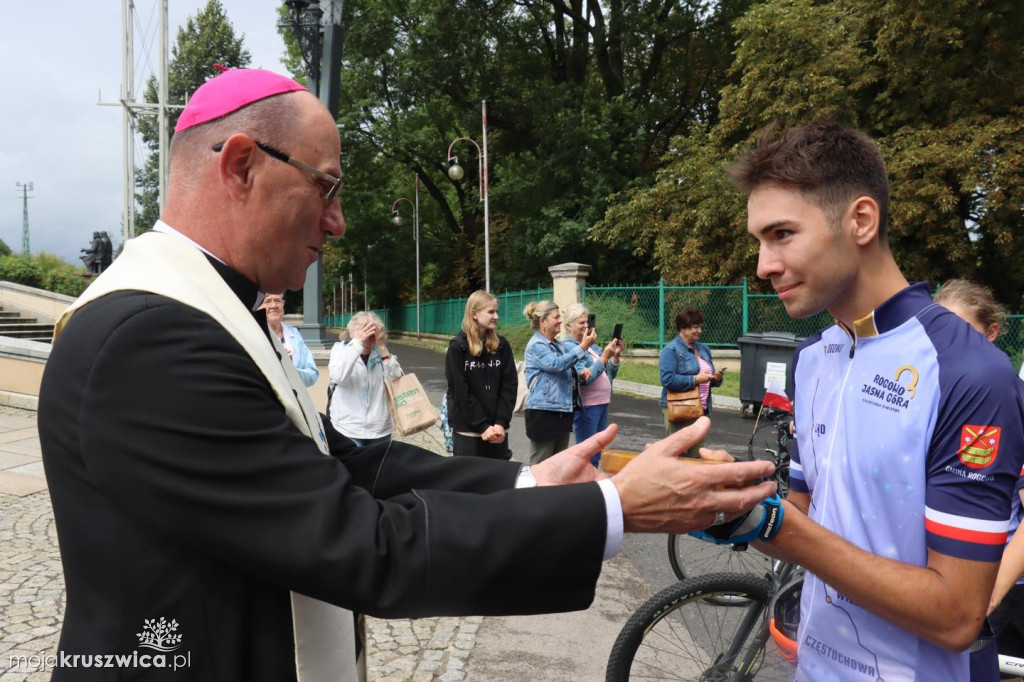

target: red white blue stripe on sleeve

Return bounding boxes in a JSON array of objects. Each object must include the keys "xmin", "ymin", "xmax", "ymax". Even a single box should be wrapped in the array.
[{"xmin": 924, "ymin": 506, "xmax": 1009, "ymax": 561}]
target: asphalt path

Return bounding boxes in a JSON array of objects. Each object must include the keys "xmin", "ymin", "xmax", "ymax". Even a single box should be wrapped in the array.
[{"xmin": 390, "ymin": 340, "xmax": 769, "ymax": 595}]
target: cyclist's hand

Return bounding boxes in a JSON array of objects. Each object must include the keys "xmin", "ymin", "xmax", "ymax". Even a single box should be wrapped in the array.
[
  {"xmin": 612, "ymin": 417, "xmax": 777, "ymax": 534},
  {"xmin": 689, "ymin": 494, "xmax": 784, "ymax": 545}
]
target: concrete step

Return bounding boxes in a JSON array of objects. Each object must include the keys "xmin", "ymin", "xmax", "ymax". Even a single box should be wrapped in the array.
[
  {"xmin": 0, "ymin": 329, "xmax": 55, "ymax": 342},
  {"xmin": 0, "ymin": 323, "xmax": 53, "ymax": 332}
]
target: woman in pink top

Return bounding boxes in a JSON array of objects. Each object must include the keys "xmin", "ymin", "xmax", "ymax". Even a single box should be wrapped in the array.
[{"xmin": 562, "ymin": 303, "xmax": 623, "ymax": 467}]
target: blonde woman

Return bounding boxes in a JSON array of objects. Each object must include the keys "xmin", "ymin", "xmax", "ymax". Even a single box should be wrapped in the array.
[
  {"xmin": 523, "ymin": 300, "xmax": 595, "ymax": 463},
  {"xmin": 933, "ymin": 278, "xmax": 1005, "ymax": 342},
  {"xmin": 328, "ymin": 311, "xmax": 403, "ymax": 446},
  {"xmin": 444, "ymin": 291, "xmax": 518, "ymax": 459}
]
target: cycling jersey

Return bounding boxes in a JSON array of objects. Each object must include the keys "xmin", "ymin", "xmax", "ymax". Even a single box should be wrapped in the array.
[{"xmin": 789, "ymin": 282, "xmax": 1024, "ymax": 682}]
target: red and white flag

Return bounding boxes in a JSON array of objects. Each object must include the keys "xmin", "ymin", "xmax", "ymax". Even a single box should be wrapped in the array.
[{"xmin": 762, "ymin": 380, "xmax": 793, "ymax": 413}]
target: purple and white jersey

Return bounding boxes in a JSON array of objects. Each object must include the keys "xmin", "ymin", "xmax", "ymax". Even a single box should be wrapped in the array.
[{"xmin": 789, "ymin": 283, "xmax": 1024, "ymax": 682}]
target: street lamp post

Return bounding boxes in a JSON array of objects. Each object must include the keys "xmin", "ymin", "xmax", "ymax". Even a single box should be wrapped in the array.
[
  {"xmin": 391, "ymin": 173, "xmax": 421, "ymax": 339},
  {"xmin": 446, "ymin": 100, "xmax": 490, "ymax": 292}
]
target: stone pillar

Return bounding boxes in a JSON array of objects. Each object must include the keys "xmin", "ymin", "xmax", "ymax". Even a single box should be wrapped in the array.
[{"xmin": 548, "ymin": 263, "xmax": 590, "ymax": 339}]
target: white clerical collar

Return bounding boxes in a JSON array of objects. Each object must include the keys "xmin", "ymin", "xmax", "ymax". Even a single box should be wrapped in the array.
[{"xmin": 151, "ymin": 220, "xmax": 265, "ymax": 310}]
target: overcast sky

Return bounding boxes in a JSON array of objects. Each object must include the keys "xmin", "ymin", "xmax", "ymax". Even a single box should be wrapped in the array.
[{"xmin": 0, "ymin": 0, "xmax": 289, "ymax": 263}]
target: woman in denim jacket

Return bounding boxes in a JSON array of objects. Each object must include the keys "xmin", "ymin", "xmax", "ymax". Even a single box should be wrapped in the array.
[
  {"xmin": 523, "ymin": 300, "xmax": 595, "ymax": 463},
  {"xmin": 659, "ymin": 307, "xmax": 723, "ymax": 457},
  {"xmin": 562, "ymin": 303, "xmax": 624, "ymax": 468}
]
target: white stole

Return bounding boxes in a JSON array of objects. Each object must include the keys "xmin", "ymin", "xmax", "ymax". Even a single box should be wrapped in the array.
[{"xmin": 54, "ymin": 231, "xmax": 362, "ymax": 682}]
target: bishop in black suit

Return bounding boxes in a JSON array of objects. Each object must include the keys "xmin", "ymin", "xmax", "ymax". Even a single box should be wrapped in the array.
[{"xmin": 38, "ymin": 68, "xmax": 776, "ymax": 681}]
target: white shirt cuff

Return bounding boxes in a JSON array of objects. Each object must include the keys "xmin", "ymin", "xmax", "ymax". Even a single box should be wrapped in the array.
[{"xmin": 597, "ymin": 478, "xmax": 623, "ymax": 560}]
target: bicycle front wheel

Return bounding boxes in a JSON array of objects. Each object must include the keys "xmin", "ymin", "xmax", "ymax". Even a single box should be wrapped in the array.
[
  {"xmin": 607, "ymin": 573, "xmax": 795, "ymax": 682},
  {"xmin": 667, "ymin": 534, "xmax": 774, "ymax": 589}
]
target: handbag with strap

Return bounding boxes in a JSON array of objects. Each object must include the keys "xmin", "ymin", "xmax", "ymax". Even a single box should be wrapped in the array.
[
  {"xmin": 666, "ymin": 386, "xmax": 703, "ymax": 422},
  {"xmin": 384, "ymin": 373, "xmax": 439, "ymax": 436}
]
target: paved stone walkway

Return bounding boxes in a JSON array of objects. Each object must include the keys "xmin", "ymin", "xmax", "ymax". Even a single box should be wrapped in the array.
[{"xmin": 0, "ymin": 405, "xmax": 480, "ymax": 681}]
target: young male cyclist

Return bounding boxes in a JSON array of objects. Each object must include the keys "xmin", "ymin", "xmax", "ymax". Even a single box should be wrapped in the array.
[{"xmin": 711, "ymin": 121, "xmax": 1024, "ymax": 681}]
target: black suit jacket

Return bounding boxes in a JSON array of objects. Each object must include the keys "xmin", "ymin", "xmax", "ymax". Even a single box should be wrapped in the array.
[{"xmin": 39, "ymin": 275, "xmax": 606, "ymax": 680}]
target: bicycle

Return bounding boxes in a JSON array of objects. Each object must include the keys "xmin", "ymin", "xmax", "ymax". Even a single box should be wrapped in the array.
[
  {"xmin": 608, "ymin": 558, "xmax": 1024, "ymax": 682},
  {"xmin": 665, "ymin": 406, "xmax": 793, "ymax": 594},
  {"xmin": 607, "ymin": 556, "xmax": 801, "ymax": 681}
]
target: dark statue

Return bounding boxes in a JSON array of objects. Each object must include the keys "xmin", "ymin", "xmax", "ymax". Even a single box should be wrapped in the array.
[{"xmin": 81, "ymin": 231, "xmax": 113, "ymax": 274}]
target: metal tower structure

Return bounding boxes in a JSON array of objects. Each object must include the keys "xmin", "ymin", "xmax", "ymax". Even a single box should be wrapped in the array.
[
  {"xmin": 15, "ymin": 182, "xmax": 33, "ymax": 254},
  {"xmin": 100, "ymin": 0, "xmax": 179, "ymax": 244}
]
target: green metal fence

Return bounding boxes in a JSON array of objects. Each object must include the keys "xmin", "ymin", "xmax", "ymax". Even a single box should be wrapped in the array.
[
  {"xmin": 324, "ymin": 282, "xmax": 1024, "ymax": 366},
  {"xmin": 324, "ymin": 286, "xmax": 554, "ymax": 338},
  {"xmin": 998, "ymin": 315, "xmax": 1024, "ymax": 368},
  {"xmin": 580, "ymin": 279, "xmax": 832, "ymax": 348}
]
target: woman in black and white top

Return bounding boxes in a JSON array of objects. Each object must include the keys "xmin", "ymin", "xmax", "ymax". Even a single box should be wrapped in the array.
[{"xmin": 444, "ymin": 290, "xmax": 518, "ymax": 459}]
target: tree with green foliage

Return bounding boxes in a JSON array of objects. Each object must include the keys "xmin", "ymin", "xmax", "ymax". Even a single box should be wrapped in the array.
[
  {"xmin": 595, "ymin": 0, "xmax": 1024, "ymax": 309},
  {"xmin": 135, "ymin": 0, "xmax": 251, "ymax": 234},
  {"xmin": 305, "ymin": 0, "xmax": 749, "ymax": 304},
  {"xmin": 0, "ymin": 238, "xmax": 11, "ymax": 257}
]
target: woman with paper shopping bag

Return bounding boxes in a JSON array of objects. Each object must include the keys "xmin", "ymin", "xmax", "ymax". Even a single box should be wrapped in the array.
[
  {"xmin": 444, "ymin": 291, "xmax": 518, "ymax": 459},
  {"xmin": 328, "ymin": 311, "xmax": 403, "ymax": 446}
]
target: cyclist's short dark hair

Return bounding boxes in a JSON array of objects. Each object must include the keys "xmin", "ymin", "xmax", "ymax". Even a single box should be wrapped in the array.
[{"xmin": 729, "ymin": 121, "xmax": 890, "ymax": 241}]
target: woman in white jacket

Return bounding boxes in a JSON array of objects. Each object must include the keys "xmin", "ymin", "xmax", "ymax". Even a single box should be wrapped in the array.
[{"xmin": 328, "ymin": 311, "xmax": 403, "ymax": 445}]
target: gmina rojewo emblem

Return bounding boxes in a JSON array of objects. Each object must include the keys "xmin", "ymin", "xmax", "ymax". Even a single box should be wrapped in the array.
[{"xmin": 137, "ymin": 617, "xmax": 183, "ymax": 652}]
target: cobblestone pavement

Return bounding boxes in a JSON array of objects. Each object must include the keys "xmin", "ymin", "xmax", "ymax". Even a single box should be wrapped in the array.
[
  {"xmin": 0, "ymin": 491, "xmax": 62, "ymax": 682},
  {"xmin": 0, "ymin": 405, "xmax": 480, "ymax": 681}
]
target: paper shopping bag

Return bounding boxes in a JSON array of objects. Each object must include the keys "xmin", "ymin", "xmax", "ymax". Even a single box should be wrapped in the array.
[{"xmin": 384, "ymin": 373, "xmax": 438, "ymax": 437}]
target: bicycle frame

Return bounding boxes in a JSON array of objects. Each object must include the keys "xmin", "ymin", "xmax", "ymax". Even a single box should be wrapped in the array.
[
  {"xmin": 718, "ymin": 560, "xmax": 799, "ymax": 677},
  {"xmin": 999, "ymin": 653, "xmax": 1024, "ymax": 677}
]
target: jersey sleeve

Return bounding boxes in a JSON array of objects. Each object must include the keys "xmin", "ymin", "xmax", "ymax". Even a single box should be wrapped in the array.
[{"xmin": 925, "ymin": 344, "xmax": 1024, "ymax": 562}]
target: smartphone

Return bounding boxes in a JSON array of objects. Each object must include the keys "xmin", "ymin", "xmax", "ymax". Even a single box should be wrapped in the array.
[
  {"xmin": 612, "ymin": 323, "xmax": 623, "ymax": 340},
  {"xmin": 587, "ymin": 313, "xmax": 596, "ymax": 330},
  {"xmin": 719, "ymin": 366, "xmax": 728, "ymax": 372}
]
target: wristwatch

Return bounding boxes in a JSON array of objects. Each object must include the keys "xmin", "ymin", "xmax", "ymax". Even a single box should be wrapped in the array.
[{"xmin": 515, "ymin": 465, "xmax": 538, "ymax": 489}]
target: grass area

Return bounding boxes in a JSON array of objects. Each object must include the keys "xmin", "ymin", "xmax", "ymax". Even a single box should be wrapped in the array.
[{"xmin": 615, "ymin": 361, "xmax": 740, "ymax": 398}]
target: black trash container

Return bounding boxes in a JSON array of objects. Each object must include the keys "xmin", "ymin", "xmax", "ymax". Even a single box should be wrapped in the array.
[{"xmin": 736, "ymin": 332, "xmax": 804, "ymax": 417}]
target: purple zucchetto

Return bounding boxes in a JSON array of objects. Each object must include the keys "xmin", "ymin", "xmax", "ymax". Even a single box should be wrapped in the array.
[{"xmin": 174, "ymin": 68, "xmax": 308, "ymax": 134}]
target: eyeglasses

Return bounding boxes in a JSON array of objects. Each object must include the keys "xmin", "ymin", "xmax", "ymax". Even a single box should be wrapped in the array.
[
  {"xmin": 262, "ymin": 297, "xmax": 284, "ymax": 308},
  {"xmin": 212, "ymin": 140, "xmax": 342, "ymax": 205}
]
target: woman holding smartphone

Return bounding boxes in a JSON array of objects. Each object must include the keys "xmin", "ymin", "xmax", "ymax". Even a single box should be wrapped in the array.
[
  {"xmin": 562, "ymin": 303, "xmax": 623, "ymax": 467},
  {"xmin": 444, "ymin": 290, "xmax": 518, "ymax": 459}
]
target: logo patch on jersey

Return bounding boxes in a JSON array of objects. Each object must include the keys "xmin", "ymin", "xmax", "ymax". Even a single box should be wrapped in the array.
[
  {"xmin": 958, "ymin": 425, "xmax": 1001, "ymax": 469},
  {"xmin": 859, "ymin": 366, "xmax": 918, "ymax": 414}
]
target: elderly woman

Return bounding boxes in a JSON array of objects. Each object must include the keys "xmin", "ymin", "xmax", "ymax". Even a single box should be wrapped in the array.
[
  {"xmin": 561, "ymin": 303, "xmax": 623, "ymax": 467},
  {"xmin": 259, "ymin": 293, "xmax": 318, "ymax": 387},
  {"xmin": 659, "ymin": 307, "xmax": 723, "ymax": 457},
  {"xmin": 328, "ymin": 311, "xmax": 403, "ymax": 446},
  {"xmin": 523, "ymin": 300, "xmax": 595, "ymax": 464}
]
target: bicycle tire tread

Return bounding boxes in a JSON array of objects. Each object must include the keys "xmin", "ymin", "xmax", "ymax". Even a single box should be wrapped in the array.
[{"xmin": 607, "ymin": 572, "xmax": 773, "ymax": 681}]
